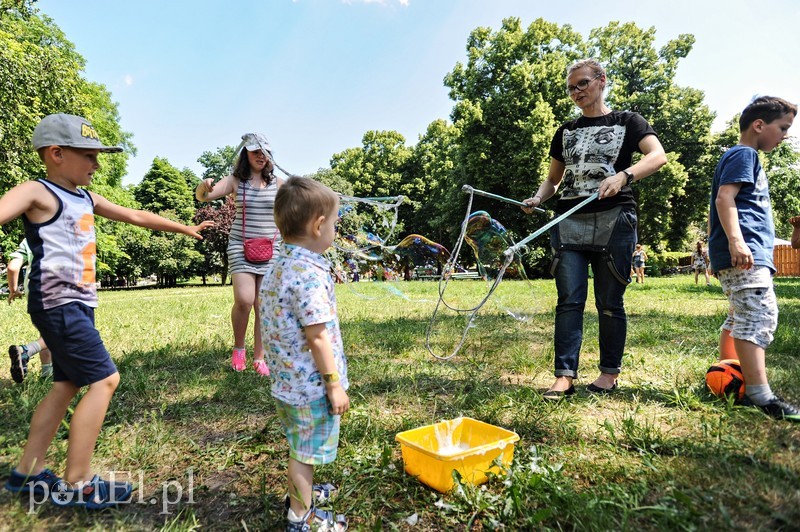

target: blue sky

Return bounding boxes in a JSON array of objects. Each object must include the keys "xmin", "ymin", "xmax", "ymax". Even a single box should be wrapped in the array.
[{"xmin": 36, "ymin": 0, "xmax": 800, "ymax": 186}]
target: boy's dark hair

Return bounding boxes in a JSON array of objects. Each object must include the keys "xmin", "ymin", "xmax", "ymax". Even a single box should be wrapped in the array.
[
  {"xmin": 232, "ymin": 149, "xmax": 275, "ymax": 184},
  {"xmin": 275, "ymin": 177, "xmax": 339, "ymax": 240},
  {"xmin": 740, "ymin": 96, "xmax": 798, "ymax": 132}
]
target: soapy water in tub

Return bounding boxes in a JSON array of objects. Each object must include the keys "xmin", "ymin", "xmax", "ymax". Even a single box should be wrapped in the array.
[{"xmin": 433, "ymin": 417, "xmax": 511, "ymax": 457}]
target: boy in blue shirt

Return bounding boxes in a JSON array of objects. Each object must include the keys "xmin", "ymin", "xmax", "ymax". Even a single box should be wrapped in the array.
[
  {"xmin": 708, "ymin": 96, "xmax": 799, "ymax": 422},
  {"xmin": 260, "ymin": 177, "xmax": 349, "ymax": 531},
  {"xmin": 1, "ymin": 113, "xmax": 213, "ymax": 508}
]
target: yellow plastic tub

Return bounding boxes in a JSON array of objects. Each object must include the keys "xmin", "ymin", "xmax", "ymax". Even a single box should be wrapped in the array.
[{"xmin": 395, "ymin": 417, "xmax": 520, "ymax": 493}]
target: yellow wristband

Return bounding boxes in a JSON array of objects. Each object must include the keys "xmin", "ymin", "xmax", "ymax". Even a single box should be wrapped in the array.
[{"xmin": 323, "ymin": 372, "xmax": 340, "ymax": 383}]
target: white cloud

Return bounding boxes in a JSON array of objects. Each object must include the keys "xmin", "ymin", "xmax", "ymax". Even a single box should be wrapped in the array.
[{"xmin": 123, "ymin": 74, "xmax": 134, "ymax": 86}]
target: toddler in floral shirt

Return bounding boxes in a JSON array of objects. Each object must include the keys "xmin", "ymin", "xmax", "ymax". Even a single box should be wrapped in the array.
[{"xmin": 260, "ymin": 177, "xmax": 349, "ymax": 531}]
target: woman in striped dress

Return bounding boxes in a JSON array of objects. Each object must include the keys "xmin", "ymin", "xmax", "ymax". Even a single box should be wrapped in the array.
[{"xmin": 196, "ymin": 133, "xmax": 281, "ymax": 375}]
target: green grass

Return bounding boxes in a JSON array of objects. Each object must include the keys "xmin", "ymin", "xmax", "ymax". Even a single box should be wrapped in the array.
[{"xmin": 1, "ymin": 276, "xmax": 799, "ymax": 530}]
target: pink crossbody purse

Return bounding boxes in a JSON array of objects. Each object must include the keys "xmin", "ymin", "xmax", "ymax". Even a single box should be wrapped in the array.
[{"xmin": 241, "ymin": 182, "xmax": 277, "ymax": 263}]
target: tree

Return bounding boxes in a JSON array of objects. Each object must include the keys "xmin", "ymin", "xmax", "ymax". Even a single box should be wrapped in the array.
[
  {"xmin": 330, "ymin": 130, "xmax": 414, "ymax": 198},
  {"xmin": 762, "ymin": 140, "xmax": 800, "ymax": 239},
  {"xmin": 194, "ymin": 197, "xmax": 235, "ymax": 285},
  {"xmin": 437, "ymin": 18, "xmax": 716, "ymax": 271},
  {"xmin": 442, "ymin": 18, "xmax": 586, "ymax": 270},
  {"xmin": 590, "ymin": 22, "xmax": 715, "ymax": 249},
  {"xmin": 134, "ymin": 157, "xmax": 194, "ymax": 223},
  {"xmin": 192, "ymin": 146, "xmax": 241, "ymax": 284},
  {"xmin": 404, "ymin": 119, "xmax": 460, "ymax": 245},
  {"xmin": 0, "ymin": 1, "xmax": 134, "ymax": 259},
  {"xmin": 132, "ymin": 158, "xmax": 200, "ymax": 284},
  {"xmin": 197, "ymin": 145, "xmax": 237, "ymax": 183}
]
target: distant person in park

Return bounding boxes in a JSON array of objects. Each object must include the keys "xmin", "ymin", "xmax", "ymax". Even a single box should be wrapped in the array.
[
  {"xmin": 691, "ymin": 240, "xmax": 711, "ymax": 286},
  {"xmin": 195, "ymin": 133, "xmax": 281, "ymax": 376},
  {"xmin": 260, "ymin": 177, "xmax": 349, "ymax": 531},
  {"xmin": 790, "ymin": 216, "xmax": 800, "ymax": 249},
  {"xmin": 632, "ymin": 243, "xmax": 648, "ymax": 284},
  {"xmin": 7, "ymin": 238, "xmax": 52, "ymax": 381},
  {"xmin": 1, "ymin": 113, "xmax": 213, "ymax": 508},
  {"xmin": 708, "ymin": 96, "xmax": 800, "ymax": 422},
  {"xmin": 522, "ymin": 58, "xmax": 667, "ymax": 399}
]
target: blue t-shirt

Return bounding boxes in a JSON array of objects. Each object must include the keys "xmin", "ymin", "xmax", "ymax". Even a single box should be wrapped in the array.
[{"xmin": 708, "ymin": 145, "xmax": 774, "ymax": 273}]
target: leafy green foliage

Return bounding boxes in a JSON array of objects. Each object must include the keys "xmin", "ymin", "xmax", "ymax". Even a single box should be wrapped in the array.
[
  {"xmin": 0, "ymin": 1, "xmax": 135, "ymax": 265},
  {"xmin": 764, "ymin": 141, "xmax": 800, "ymax": 238},
  {"xmin": 193, "ymin": 196, "xmax": 235, "ymax": 285},
  {"xmin": 134, "ymin": 157, "xmax": 194, "ymax": 223},
  {"xmin": 331, "ymin": 130, "xmax": 415, "ymax": 198},
  {"xmin": 131, "ymin": 159, "xmax": 202, "ymax": 284}
]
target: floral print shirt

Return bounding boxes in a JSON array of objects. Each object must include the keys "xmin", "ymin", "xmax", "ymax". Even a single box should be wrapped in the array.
[{"xmin": 260, "ymin": 244, "xmax": 349, "ymax": 406}]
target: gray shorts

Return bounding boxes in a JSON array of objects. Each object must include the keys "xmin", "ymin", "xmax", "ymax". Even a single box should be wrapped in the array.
[{"xmin": 717, "ymin": 266, "xmax": 778, "ymax": 349}]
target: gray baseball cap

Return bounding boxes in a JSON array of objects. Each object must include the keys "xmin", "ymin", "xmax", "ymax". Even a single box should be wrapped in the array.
[
  {"xmin": 32, "ymin": 113, "xmax": 123, "ymax": 153},
  {"xmin": 242, "ymin": 132, "xmax": 272, "ymax": 154}
]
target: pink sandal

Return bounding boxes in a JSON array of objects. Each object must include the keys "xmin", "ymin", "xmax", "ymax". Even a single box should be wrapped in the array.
[
  {"xmin": 231, "ymin": 348, "xmax": 246, "ymax": 372},
  {"xmin": 253, "ymin": 359, "xmax": 270, "ymax": 376}
]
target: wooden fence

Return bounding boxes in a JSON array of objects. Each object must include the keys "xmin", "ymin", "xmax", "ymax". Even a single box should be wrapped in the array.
[{"xmin": 774, "ymin": 245, "xmax": 800, "ymax": 277}]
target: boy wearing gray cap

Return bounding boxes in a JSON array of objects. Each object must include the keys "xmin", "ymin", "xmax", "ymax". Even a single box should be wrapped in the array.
[{"xmin": 1, "ymin": 113, "xmax": 214, "ymax": 509}]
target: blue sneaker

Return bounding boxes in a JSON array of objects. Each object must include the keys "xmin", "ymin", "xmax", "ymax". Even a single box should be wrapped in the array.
[
  {"xmin": 5, "ymin": 468, "xmax": 61, "ymax": 496},
  {"xmin": 50, "ymin": 475, "xmax": 133, "ymax": 510}
]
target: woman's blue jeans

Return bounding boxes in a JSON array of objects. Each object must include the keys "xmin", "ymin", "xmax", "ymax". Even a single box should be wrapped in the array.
[{"xmin": 550, "ymin": 207, "xmax": 637, "ymax": 378}]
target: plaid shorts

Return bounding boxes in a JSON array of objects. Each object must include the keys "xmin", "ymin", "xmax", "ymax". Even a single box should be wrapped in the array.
[
  {"xmin": 275, "ymin": 396, "xmax": 340, "ymax": 465},
  {"xmin": 717, "ymin": 266, "xmax": 778, "ymax": 349}
]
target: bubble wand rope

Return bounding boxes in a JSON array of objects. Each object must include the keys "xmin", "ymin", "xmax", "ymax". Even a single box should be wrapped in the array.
[
  {"xmin": 461, "ymin": 185, "xmax": 545, "ymax": 213},
  {"xmin": 424, "ymin": 186, "xmax": 519, "ymax": 360},
  {"xmin": 425, "ymin": 190, "xmax": 599, "ymax": 361},
  {"xmin": 333, "ymin": 195, "xmax": 405, "ymax": 254}
]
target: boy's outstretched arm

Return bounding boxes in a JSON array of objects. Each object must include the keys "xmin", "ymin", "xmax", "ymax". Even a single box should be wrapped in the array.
[
  {"xmin": 90, "ymin": 192, "xmax": 214, "ymax": 239},
  {"xmin": 715, "ymin": 183, "xmax": 752, "ymax": 270},
  {"xmin": 304, "ymin": 322, "xmax": 350, "ymax": 416},
  {"xmin": 0, "ymin": 182, "xmax": 55, "ymax": 226}
]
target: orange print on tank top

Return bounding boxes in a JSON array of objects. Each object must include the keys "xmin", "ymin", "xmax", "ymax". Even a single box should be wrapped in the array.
[{"xmin": 77, "ymin": 213, "xmax": 96, "ymax": 286}]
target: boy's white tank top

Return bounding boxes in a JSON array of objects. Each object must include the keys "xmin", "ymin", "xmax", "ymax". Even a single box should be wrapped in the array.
[{"xmin": 24, "ymin": 179, "xmax": 98, "ymax": 312}]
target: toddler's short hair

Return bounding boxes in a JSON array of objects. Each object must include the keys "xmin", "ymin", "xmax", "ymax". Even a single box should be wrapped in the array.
[
  {"xmin": 275, "ymin": 177, "xmax": 339, "ymax": 239},
  {"xmin": 740, "ymin": 96, "xmax": 797, "ymax": 132}
]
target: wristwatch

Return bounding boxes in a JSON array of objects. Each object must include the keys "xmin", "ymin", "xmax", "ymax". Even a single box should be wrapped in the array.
[{"xmin": 622, "ymin": 169, "xmax": 635, "ymax": 186}]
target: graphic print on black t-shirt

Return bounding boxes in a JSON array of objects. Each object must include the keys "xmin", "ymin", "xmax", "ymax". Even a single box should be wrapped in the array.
[{"xmin": 561, "ymin": 124, "xmax": 626, "ymax": 198}]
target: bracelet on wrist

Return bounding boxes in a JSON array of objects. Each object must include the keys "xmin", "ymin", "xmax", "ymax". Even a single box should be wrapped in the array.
[{"xmin": 323, "ymin": 372, "xmax": 340, "ymax": 384}]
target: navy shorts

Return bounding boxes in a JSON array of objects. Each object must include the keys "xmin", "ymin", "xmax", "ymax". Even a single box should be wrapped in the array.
[{"xmin": 30, "ymin": 302, "xmax": 117, "ymax": 387}]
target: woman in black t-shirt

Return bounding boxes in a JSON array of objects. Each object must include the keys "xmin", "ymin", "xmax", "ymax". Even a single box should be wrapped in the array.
[{"xmin": 522, "ymin": 59, "xmax": 667, "ymax": 399}]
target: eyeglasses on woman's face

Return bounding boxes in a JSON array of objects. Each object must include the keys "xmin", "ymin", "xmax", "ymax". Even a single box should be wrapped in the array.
[{"xmin": 566, "ymin": 74, "xmax": 601, "ymax": 95}]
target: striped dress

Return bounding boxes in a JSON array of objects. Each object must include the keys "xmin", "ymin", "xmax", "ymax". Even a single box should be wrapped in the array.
[{"xmin": 227, "ymin": 178, "xmax": 281, "ymax": 275}]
